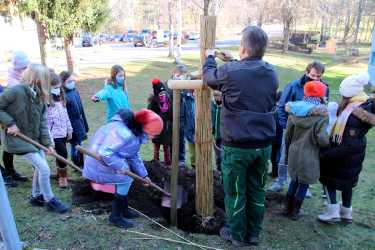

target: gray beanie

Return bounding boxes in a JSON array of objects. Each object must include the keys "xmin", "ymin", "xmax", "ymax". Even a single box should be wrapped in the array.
[{"xmin": 12, "ymin": 51, "xmax": 29, "ymax": 70}]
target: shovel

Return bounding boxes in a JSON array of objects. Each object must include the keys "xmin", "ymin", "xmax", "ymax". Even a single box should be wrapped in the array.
[{"xmin": 75, "ymin": 145, "xmax": 171, "ymax": 197}]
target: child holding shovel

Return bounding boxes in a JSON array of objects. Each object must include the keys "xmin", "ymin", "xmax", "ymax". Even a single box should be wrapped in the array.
[
  {"xmin": 0, "ymin": 64, "xmax": 69, "ymax": 213},
  {"xmin": 83, "ymin": 108, "xmax": 162, "ymax": 228}
]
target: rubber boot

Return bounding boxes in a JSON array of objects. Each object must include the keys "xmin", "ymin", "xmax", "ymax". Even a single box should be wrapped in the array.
[
  {"xmin": 123, "ymin": 196, "xmax": 140, "ymax": 219},
  {"xmin": 282, "ymin": 194, "xmax": 294, "ymax": 217},
  {"xmin": 57, "ymin": 168, "xmax": 68, "ymax": 189},
  {"xmin": 340, "ymin": 204, "xmax": 353, "ymax": 223},
  {"xmin": 318, "ymin": 203, "xmax": 340, "ymax": 223},
  {"xmin": 109, "ymin": 195, "xmax": 135, "ymax": 228},
  {"xmin": 290, "ymin": 199, "xmax": 303, "ymax": 220}
]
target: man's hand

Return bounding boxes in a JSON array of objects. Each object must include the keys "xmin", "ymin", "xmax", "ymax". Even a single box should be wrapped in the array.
[
  {"xmin": 216, "ymin": 50, "xmax": 234, "ymax": 62},
  {"xmin": 205, "ymin": 49, "xmax": 216, "ymax": 58},
  {"xmin": 143, "ymin": 176, "xmax": 151, "ymax": 187},
  {"xmin": 45, "ymin": 146, "xmax": 55, "ymax": 155},
  {"xmin": 7, "ymin": 125, "xmax": 19, "ymax": 136}
]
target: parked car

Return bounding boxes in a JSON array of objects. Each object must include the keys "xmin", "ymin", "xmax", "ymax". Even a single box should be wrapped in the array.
[
  {"xmin": 82, "ymin": 33, "xmax": 94, "ymax": 47},
  {"xmin": 188, "ymin": 32, "xmax": 200, "ymax": 40}
]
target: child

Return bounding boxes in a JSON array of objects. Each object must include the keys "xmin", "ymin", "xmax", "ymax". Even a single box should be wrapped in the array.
[
  {"xmin": 319, "ymin": 73, "xmax": 374, "ymax": 224},
  {"xmin": 60, "ymin": 71, "xmax": 89, "ymax": 168},
  {"xmin": 47, "ymin": 70, "xmax": 73, "ymax": 188},
  {"xmin": 283, "ymin": 81, "xmax": 331, "ymax": 220},
  {"xmin": 211, "ymin": 90, "xmax": 223, "ymax": 171},
  {"xmin": 83, "ymin": 108, "xmax": 160, "ymax": 228},
  {"xmin": 148, "ymin": 78, "xmax": 172, "ymax": 167},
  {"xmin": 0, "ymin": 64, "xmax": 68, "ymax": 213},
  {"xmin": 91, "ymin": 65, "xmax": 131, "ymax": 122},
  {"xmin": 270, "ymin": 91, "xmax": 283, "ymax": 177},
  {"xmin": 2, "ymin": 51, "xmax": 30, "ymax": 187}
]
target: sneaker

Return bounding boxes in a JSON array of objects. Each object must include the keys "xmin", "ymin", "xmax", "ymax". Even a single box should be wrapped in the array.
[
  {"xmin": 29, "ymin": 195, "xmax": 45, "ymax": 207},
  {"xmin": 108, "ymin": 215, "xmax": 135, "ymax": 228},
  {"xmin": 267, "ymin": 181, "xmax": 283, "ymax": 192},
  {"xmin": 4, "ymin": 176, "xmax": 17, "ymax": 187},
  {"xmin": 219, "ymin": 226, "xmax": 248, "ymax": 247},
  {"xmin": 45, "ymin": 197, "xmax": 69, "ymax": 214},
  {"xmin": 12, "ymin": 172, "xmax": 28, "ymax": 182},
  {"xmin": 318, "ymin": 204, "xmax": 340, "ymax": 223},
  {"xmin": 305, "ymin": 189, "xmax": 312, "ymax": 198}
]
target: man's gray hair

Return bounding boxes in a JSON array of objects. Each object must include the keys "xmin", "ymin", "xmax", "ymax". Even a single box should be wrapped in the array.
[{"xmin": 241, "ymin": 26, "xmax": 268, "ymax": 58}]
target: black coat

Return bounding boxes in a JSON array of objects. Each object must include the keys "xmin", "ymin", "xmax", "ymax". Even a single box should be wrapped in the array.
[
  {"xmin": 320, "ymin": 100, "xmax": 374, "ymax": 190},
  {"xmin": 148, "ymin": 94, "xmax": 173, "ymax": 145}
]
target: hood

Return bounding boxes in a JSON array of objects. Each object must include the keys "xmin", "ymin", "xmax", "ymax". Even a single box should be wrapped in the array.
[{"xmin": 287, "ymin": 101, "xmax": 327, "ymax": 128}]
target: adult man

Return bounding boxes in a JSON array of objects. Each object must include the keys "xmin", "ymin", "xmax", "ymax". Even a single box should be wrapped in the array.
[
  {"xmin": 268, "ymin": 61, "xmax": 328, "ymax": 192},
  {"xmin": 203, "ymin": 26, "xmax": 278, "ymax": 246}
]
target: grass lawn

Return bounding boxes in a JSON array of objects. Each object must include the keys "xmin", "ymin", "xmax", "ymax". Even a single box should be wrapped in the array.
[{"xmin": 4, "ymin": 47, "xmax": 375, "ymax": 250}]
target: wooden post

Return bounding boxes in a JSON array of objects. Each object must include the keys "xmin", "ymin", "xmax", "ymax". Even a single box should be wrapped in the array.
[
  {"xmin": 195, "ymin": 15, "xmax": 216, "ymax": 217},
  {"xmin": 170, "ymin": 89, "xmax": 181, "ymax": 226},
  {"xmin": 0, "ymin": 173, "xmax": 22, "ymax": 250}
]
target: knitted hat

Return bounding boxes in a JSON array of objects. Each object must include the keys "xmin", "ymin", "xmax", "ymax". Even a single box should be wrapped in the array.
[
  {"xmin": 12, "ymin": 51, "xmax": 29, "ymax": 70},
  {"xmin": 304, "ymin": 81, "xmax": 327, "ymax": 98},
  {"xmin": 339, "ymin": 73, "xmax": 369, "ymax": 98},
  {"xmin": 175, "ymin": 64, "xmax": 188, "ymax": 73},
  {"xmin": 152, "ymin": 78, "xmax": 166, "ymax": 96},
  {"xmin": 134, "ymin": 108, "xmax": 163, "ymax": 136}
]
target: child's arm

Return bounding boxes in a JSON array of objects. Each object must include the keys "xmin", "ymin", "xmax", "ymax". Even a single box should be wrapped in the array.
[
  {"xmin": 0, "ymin": 88, "xmax": 17, "ymax": 127},
  {"xmin": 92, "ymin": 84, "xmax": 110, "ymax": 102},
  {"xmin": 315, "ymin": 118, "xmax": 330, "ymax": 148},
  {"xmin": 127, "ymin": 152, "xmax": 148, "ymax": 178}
]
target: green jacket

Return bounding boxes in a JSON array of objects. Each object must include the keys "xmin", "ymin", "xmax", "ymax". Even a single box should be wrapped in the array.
[
  {"xmin": 0, "ymin": 84, "xmax": 52, "ymax": 154},
  {"xmin": 285, "ymin": 105, "xmax": 330, "ymax": 185}
]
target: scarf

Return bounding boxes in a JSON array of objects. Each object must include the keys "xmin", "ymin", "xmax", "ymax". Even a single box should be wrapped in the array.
[{"xmin": 331, "ymin": 92, "xmax": 369, "ymax": 144}]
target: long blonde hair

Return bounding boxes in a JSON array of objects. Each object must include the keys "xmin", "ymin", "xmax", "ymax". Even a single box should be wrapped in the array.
[{"xmin": 22, "ymin": 64, "xmax": 50, "ymax": 104}]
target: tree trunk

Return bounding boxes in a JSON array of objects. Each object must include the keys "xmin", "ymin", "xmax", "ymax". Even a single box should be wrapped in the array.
[
  {"xmin": 353, "ymin": 0, "xmax": 365, "ymax": 44},
  {"xmin": 343, "ymin": 0, "xmax": 352, "ymax": 44},
  {"xmin": 176, "ymin": 0, "xmax": 182, "ymax": 59},
  {"xmin": 35, "ymin": 17, "xmax": 48, "ymax": 66},
  {"xmin": 320, "ymin": 15, "xmax": 326, "ymax": 42},
  {"xmin": 64, "ymin": 36, "xmax": 74, "ymax": 73},
  {"xmin": 282, "ymin": 16, "xmax": 292, "ymax": 53},
  {"xmin": 168, "ymin": 0, "xmax": 174, "ymax": 58}
]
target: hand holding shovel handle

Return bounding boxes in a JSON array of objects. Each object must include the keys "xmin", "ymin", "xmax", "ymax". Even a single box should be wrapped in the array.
[{"xmin": 75, "ymin": 145, "xmax": 170, "ymax": 197}]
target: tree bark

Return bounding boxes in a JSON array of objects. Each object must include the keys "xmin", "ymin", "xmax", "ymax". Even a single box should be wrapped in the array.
[
  {"xmin": 35, "ymin": 17, "xmax": 48, "ymax": 66},
  {"xmin": 168, "ymin": 0, "xmax": 174, "ymax": 58},
  {"xmin": 176, "ymin": 0, "xmax": 182, "ymax": 59},
  {"xmin": 64, "ymin": 36, "xmax": 74, "ymax": 73},
  {"xmin": 343, "ymin": 0, "xmax": 352, "ymax": 44},
  {"xmin": 282, "ymin": 16, "xmax": 292, "ymax": 53},
  {"xmin": 353, "ymin": 0, "xmax": 365, "ymax": 44}
]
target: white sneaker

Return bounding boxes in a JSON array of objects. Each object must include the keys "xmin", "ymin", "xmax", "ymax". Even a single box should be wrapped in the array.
[
  {"xmin": 318, "ymin": 204, "xmax": 340, "ymax": 223},
  {"xmin": 305, "ymin": 189, "xmax": 312, "ymax": 198},
  {"xmin": 267, "ymin": 181, "xmax": 283, "ymax": 192},
  {"xmin": 340, "ymin": 204, "xmax": 353, "ymax": 223}
]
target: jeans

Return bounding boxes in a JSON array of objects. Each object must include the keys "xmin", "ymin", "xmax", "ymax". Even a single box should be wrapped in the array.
[
  {"xmin": 287, "ymin": 180, "xmax": 309, "ymax": 201},
  {"xmin": 23, "ymin": 151, "xmax": 54, "ymax": 201},
  {"xmin": 275, "ymin": 130, "xmax": 287, "ymax": 185},
  {"xmin": 326, "ymin": 186, "xmax": 353, "ymax": 207},
  {"xmin": 116, "ymin": 182, "xmax": 132, "ymax": 196},
  {"xmin": 54, "ymin": 138, "xmax": 68, "ymax": 169}
]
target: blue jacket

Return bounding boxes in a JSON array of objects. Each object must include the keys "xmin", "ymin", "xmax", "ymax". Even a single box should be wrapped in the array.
[
  {"xmin": 182, "ymin": 91, "xmax": 195, "ymax": 143},
  {"xmin": 278, "ymin": 75, "xmax": 329, "ymax": 129},
  {"xmin": 64, "ymin": 88, "xmax": 89, "ymax": 143},
  {"xmin": 82, "ymin": 115, "xmax": 148, "ymax": 184}
]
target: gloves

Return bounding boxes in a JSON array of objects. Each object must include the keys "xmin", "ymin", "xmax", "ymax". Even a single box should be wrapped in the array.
[{"xmin": 326, "ymin": 101, "xmax": 339, "ymax": 134}]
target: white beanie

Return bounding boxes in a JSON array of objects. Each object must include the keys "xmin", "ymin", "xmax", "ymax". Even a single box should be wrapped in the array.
[
  {"xmin": 339, "ymin": 73, "xmax": 369, "ymax": 98},
  {"xmin": 11, "ymin": 51, "xmax": 29, "ymax": 70}
]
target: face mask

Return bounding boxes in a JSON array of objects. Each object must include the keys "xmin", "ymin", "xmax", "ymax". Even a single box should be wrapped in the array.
[
  {"xmin": 116, "ymin": 76, "xmax": 125, "ymax": 86},
  {"xmin": 173, "ymin": 75, "xmax": 185, "ymax": 80},
  {"xmin": 51, "ymin": 87, "xmax": 61, "ymax": 96},
  {"xmin": 65, "ymin": 81, "xmax": 75, "ymax": 90}
]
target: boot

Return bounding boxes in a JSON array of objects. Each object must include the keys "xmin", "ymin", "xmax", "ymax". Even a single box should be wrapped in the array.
[
  {"xmin": 123, "ymin": 196, "xmax": 140, "ymax": 219},
  {"xmin": 318, "ymin": 203, "xmax": 340, "ymax": 223},
  {"xmin": 289, "ymin": 199, "xmax": 303, "ymax": 220},
  {"xmin": 57, "ymin": 168, "xmax": 68, "ymax": 189},
  {"xmin": 340, "ymin": 204, "xmax": 353, "ymax": 223},
  {"xmin": 109, "ymin": 195, "xmax": 135, "ymax": 228},
  {"xmin": 282, "ymin": 194, "xmax": 294, "ymax": 217}
]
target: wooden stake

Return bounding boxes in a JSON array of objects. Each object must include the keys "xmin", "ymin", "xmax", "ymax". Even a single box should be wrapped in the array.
[
  {"xmin": 195, "ymin": 15, "xmax": 216, "ymax": 217},
  {"xmin": 171, "ymin": 89, "xmax": 181, "ymax": 226}
]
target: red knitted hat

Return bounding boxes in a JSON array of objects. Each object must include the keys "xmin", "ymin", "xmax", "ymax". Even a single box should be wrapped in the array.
[
  {"xmin": 134, "ymin": 108, "xmax": 163, "ymax": 136},
  {"xmin": 152, "ymin": 78, "xmax": 161, "ymax": 85},
  {"xmin": 304, "ymin": 81, "xmax": 327, "ymax": 98}
]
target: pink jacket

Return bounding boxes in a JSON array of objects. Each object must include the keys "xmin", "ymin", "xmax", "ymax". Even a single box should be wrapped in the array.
[
  {"xmin": 47, "ymin": 102, "xmax": 73, "ymax": 139},
  {"xmin": 7, "ymin": 67, "xmax": 22, "ymax": 88}
]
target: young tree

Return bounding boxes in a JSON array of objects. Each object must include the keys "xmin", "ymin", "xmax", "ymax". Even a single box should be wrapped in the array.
[
  {"xmin": 168, "ymin": 0, "xmax": 174, "ymax": 58},
  {"xmin": 353, "ymin": 0, "xmax": 365, "ymax": 44}
]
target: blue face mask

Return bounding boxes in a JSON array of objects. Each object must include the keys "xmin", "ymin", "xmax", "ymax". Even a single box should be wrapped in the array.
[
  {"xmin": 116, "ymin": 76, "xmax": 125, "ymax": 86},
  {"xmin": 65, "ymin": 81, "xmax": 76, "ymax": 90}
]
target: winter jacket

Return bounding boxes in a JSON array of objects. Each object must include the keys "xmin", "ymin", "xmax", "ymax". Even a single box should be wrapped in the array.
[
  {"xmin": 278, "ymin": 75, "xmax": 330, "ymax": 129},
  {"xmin": 148, "ymin": 93, "xmax": 173, "ymax": 145},
  {"xmin": 82, "ymin": 115, "xmax": 148, "ymax": 184},
  {"xmin": 203, "ymin": 56, "xmax": 278, "ymax": 148},
  {"xmin": 94, "ymin": 82, "xmax": 131, "ymax": 122},
  {"xmin": 47, "ymin": 102, "xmax": 73, "ymax": 139},
  {"xmin": 64, "ymin": 88, "xmax": 89, "ymax": 143},
  {"xmin": 285, "ymin": 101, "xmax": 330, "ymax": 184},
  {"xmin": 182, "ymin": 90, "xmax": 195, "ymax": 143},
  {"xmin": 0, "ymin": 84, "xmax": 52, "ymax": 154},
  {"xmin": 211, "ymin": 100, "xmax": 221, "ymax": 140},
  {"xmin": 6, "ymin": 67, "xmax": 22, "ymax": 88},
  {"xmin": 320, "ymin": 100, "xmax": 375, "ymax": 190}
]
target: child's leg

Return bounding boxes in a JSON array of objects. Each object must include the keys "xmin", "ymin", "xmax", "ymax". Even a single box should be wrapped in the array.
[
  {"xmin": 326, "ymin": 186, "xmax": 337, "ymax": 204},
  {"xmin": 287, "ymin": 180, "xmax": 299, "ymax": 197},
  {"xmin": 31, "ymin": 166, "xmax": 41, "ymax": 198},
  {"xmin": 289, "ymin": 181, "xmax": 308, "ymax": 220},
  {"xmin": 54, "ymin": 138, "xmax": 69, "ymax": 187},
  {"xmin": 318, "ymin": 186, "xmax": 341, "ymax": 222},
  {"xmin": 163, "ymin": 144, "xmax": 171, "ymax": 166},
  {"xmin": 23, "ymin": 151, "xmax": 54, "ymax": 201},
  {"xmin": 295, "ymin": 183, "xmax": 309, "ymax": 202},
  {"xmin": 342, "ymin": 188, "xmax": 353, "ymax": 208},
  {"xmin": 153, "ymin": 144, "xmax": 160, "ymax": 161}
]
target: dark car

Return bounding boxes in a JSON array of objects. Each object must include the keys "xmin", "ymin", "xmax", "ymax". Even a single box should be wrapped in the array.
[{"xmin": 82, "ymin": 34, "xmax": 93, "ymax": 47}]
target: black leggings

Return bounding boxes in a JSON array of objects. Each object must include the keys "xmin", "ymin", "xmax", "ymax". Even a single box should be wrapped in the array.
[
  {"xmin": 326, "ymin": 186, "xmax": 353, "ymax": 208},
  {"xmin": 3, "ymin": 151, "xmax": 15, "ymax": 176},
  {"xmin": 54, "ymin": 138, "xmax": 68, "ymax": 169}
]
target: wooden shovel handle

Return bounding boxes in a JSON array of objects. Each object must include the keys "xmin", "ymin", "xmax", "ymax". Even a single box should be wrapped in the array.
[{"xmin": 75, "ymin": 145, "xmax": 170, "ymax": 197}]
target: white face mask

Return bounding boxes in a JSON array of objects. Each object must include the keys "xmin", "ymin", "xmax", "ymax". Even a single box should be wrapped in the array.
[
  {"xmin": 51, "ymin": 87, "xmax": 61, "ymax": 96},
  {"xmin": 65, "ymin": 81, "xmax": 76, "ymax": 90},
  {"xmin": 173, "ymin": 75, "xmax": 186, "ymax": 80}
]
